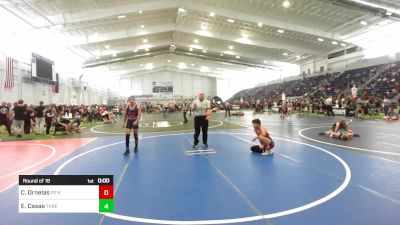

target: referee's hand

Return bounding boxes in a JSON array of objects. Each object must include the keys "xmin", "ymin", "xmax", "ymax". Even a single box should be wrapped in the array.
[{"xmin": 206, "ymin": 115, "xmax": 210, "ymax": 120}]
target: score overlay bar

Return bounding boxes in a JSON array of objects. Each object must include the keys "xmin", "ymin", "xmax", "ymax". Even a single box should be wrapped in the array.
[{"xmin": 19, "ymin": 175, "xmax": 114, "ymax": 213}]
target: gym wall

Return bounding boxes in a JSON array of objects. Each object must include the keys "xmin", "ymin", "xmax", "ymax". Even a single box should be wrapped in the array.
[
  {"xmin": 118, "ymin": 71, "xmax": 217, "ymax": 99},
  {"xmin": 0, "ymin": 56, "xmax": 109, "ymax": 105}
]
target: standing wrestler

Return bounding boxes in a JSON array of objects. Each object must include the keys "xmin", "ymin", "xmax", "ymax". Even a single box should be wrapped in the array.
[
  {"xmin": 123, "ymin": 96, "xmax": 142, "ymax": 155},
  {"xmin": 192, "ymin": 91, "xmax": 211, "ymax": 148},
  {"xmin": 251, "ymin": 119, "xmax": 274, "ymax": 156}
]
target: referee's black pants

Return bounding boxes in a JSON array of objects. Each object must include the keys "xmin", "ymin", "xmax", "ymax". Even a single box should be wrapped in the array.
[
  {"xmin": 194, "ymin": 116, "xmax": 208, "ymax": 145},
  {"xmin": 326, "ymin": 105, "xmax": 334, "ymax": 116}
]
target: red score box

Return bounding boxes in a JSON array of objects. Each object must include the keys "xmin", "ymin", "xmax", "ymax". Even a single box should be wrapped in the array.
[{"xmin": 99, "ymin": 185, "xmax": 114, "ymax": 199}]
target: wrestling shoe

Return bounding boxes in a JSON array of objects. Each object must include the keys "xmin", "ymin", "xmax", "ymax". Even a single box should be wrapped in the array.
[
  {"xmin": 123, "ymin": 149, "xmax": 130, "ymax": 156},
  {"xmin": 262, "ymin": 151, "xmax": 274, "ymax": 156},
  {"xmin": 193, "ymin": 142, "xmax": 199, "ymax": 149},
  {"xmin": 134, "ymin": 145, "xmax": 138, "ymax": 153}
]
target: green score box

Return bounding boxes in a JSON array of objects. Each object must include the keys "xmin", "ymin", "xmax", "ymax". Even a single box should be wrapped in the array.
[{"xmin": 99, "ymin": 199, "xmax": 114, "ymax": 212}]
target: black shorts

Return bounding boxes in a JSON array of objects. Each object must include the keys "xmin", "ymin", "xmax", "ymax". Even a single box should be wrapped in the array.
[
  {"xmin": 250, "ymin": 141, "xmax": 275, "ymax": 153},
  {"xmin": 126, "ymin": 119, "xmax": 139, "ymax": 129}
]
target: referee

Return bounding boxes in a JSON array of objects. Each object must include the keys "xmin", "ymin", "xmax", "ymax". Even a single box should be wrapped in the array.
[{"xmin": 192, "ymin": 91, "xmax": 211, "ymax": 147}]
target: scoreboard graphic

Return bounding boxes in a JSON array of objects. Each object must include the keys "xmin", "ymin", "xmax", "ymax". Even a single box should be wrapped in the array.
[{"xmin": 19, "ymin": 175, "xmax": 113, "ymax": 213}]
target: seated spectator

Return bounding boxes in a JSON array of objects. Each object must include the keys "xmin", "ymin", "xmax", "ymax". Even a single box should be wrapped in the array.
[
  {"xmin": 385, "ymin": 107, "xmax": 398, "ymax": 120},
  {"xmin": 56, "ymin": 112, "xmax": 79, "ymax": 133}
]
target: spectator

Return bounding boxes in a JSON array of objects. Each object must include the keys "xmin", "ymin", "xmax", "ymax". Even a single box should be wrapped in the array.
[
  {"xmin": 225, "ymin": 101, "xmax": 231, "ymax": 117},
  {"xmin": 12, "ymin": 100, "xmax": 26, "ymax": 138},
  {"xmin": 34, "ymin": 101, "xmax": 45, "ymax": 134},
  {"xmin": 44, "ymin": 105, "xmax": 55, "ymax": 136},
  {"xmin": 0, "ymin": 102, "xmax": 13, "ymax": 136},
  {"xmin": 24, "ymin": 105, "xmax": 34, "ymax": 134}
]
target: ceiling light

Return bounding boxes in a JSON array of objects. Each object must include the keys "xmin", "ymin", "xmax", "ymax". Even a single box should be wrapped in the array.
[
  {"xmin": 142, "ymin": 38, "xmax": 148, "ymax": 43},
  {"xmin": 257, "ymin": 22, "xmax": 263, "ymax": 27},
  {"xmin": 145, "ymin": 48, "xmax": 150, "ymax": 52},
  {"xmin": 139, "ymin": 10, "xmax": 142, "ymax": 14},
  {"xmin": 133, "ymin": 49, "xmax": 138, "ymax": 52},
  {"xmin": 139, "ymin": 64, "xmax": 144, "ymax": 67},
  {"xmin": 227, "ymin": 19, "xmax": 235, "ymax": 23},
  {"xmin": 242, "ymin": 34, "xmax": 249, "ymax": 38},
  {"xmin": 283, "ymin": 52, "xmax": 288, "ymax": 56},
  {"xmin": 332, "ymin": 41, "xmax": 338, "ymax": 45},
  {"xmin": 93, "ymin": 32, "xmax": 98, "ymax": 36},
  {"xmin": 178, "ymin": 62, "xmax": 187, "ymax": 69},
  {"xmin": 189, "ymin": 48, "xmax": 193, "ymax": 51},
  {"xmin": 360, "ymin": 21, "xmax": 368, "ymax": 25},
  {"xmin": 263, "ymin": 60, "xmax": 268, "ymax": 64},
  {"xmin": 283, "ymin": 0, "xmax": 290, "ymax": 8},
  {"xmin": 202, "ymin": 50, "xmax": 207, "ymax": 53},
  {"xmin": 235, "ymin": 55, "xmax": 240, "ymax": 59},
  {"xmin": 178, "ymin": 8, "xmax": 186, "ymax": 13},
  {"xmin": 318, "ymin": 38, "xmax": 324, "ymax": 42},
  {"xmin": 220, "ymin": 53, "xmax": 224, "ymax": 56},
  {"xmin": 145, "ymin": 63, "xmax": 154, "ymax": 70},
  {"xmin": 341, "ymin": 43, "xmax": 346, "ymax": 46},
  {"xmin": 112, "ymin": 53, "xmax": 117, "ymax": 57},
  {"xmin": 210, "ymin": 12, "xmax": 215, "ymax": 17},
  {"xmin": 118, "ymin": 15, "xmax": 126, "ymax": 19},
  {"xmin": 194, "ymin": 39, "xmax": 199, "ymax": 43},
  {"xmin": 105, "ymin": 45, "xmax": 110, "ymax": 49},
  {"xmin": 277, "ymin": 29, "xmax": 285, "ymax": 33},
  {"xmin": 228, "ymin": 45, "xmax": 234, "ymax": 50},
  {"xmin": 167, "ymin": 59, "xmax": 171, "ymax": 62},
  {"xmin": 191, "ymin": 63, "xmax": 195, "ymax": 66},
  {"xmin": 95, "ymin": 56, "xmax": 100, "ymax": 59},
  {"xmin": 386, "ymin": 11, "xmax": 393, "ymax": 16},
  {"xmin": 296, "ymin": 55, "xmax": 301, "ymax": 59},
  {"xmin": 201, "ymin": 25, "xmax": 208, "ymax": 31},
  {"xmin": 200, "ymin": 66, "xmax": 210, "ymax": 72},
  {"xmin": 140, "ymin": 25, "xmax": 145, "ymax": 28}
]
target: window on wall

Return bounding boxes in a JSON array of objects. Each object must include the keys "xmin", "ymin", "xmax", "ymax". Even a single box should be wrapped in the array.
[
  {"xmin": 307, "ymin": 69, "xmax": 311, "ymax": 75},
  {"xmin": 320, "ymin": 66, "xmax": 324, "ymax": 72}
]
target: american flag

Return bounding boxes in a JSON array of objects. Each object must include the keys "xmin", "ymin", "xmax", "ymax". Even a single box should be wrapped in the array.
[{"xmin": 4, "ymin": 57, "xmax": 14, "ymax": 90}]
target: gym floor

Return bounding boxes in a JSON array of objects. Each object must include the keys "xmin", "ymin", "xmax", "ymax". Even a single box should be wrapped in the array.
[{"xmin": 0, "ymin": 111, "xmax": 399, "ymax": 225}]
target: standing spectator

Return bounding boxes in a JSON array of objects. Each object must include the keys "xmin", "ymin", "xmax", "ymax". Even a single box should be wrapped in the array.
[
  {"xmin": 382, "ymin": 96, "xmax": 391, "ymax": 117},
  {"xmin": 183, "ymin": 102, "xmax": 189, "ymax": 123},
  {"xmin": 287, "ymin": 100, "xmax": 293, "ymax": 117},
  {"xmin": 24, "ymin": 105, "xmax": 34, "ymax": 134},
  {"xmin": 225, "ymin": 101, "xmax": 231, "ymax": 117},
  {"xmin": 12, "ymin": 100, "xmax": 26, "ymax": 138},
  {"xmin": 398, "ymin": 98, "xmax": 400, "ymax": 111},
  {"xmin": 45, "ymin": 105, "xmax": 55, "ymax": 136},
  {"xmin": 34, "ymin": 101, "xmax": 45, "ymax": 134},
  {"xmin": 0, "ymin": 102, "xmax": 13, "ymax": 136}
]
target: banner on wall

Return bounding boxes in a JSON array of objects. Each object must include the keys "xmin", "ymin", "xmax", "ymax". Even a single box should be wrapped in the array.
[
  {"xmin": 4, "ymin": 56, "xmax": 14, "ymax": 90},
  {"xmin": 152, "ymin": 81, "xmax": 173, "ymax": 93}
]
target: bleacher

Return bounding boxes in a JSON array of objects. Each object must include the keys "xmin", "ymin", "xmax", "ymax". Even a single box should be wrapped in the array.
[
  {"xmin": 230, "ymin": 61, "xmax": 400, "ymax": 104},
  {"xmin": 363, "ymin": 62, "xmax": 400, "ymax": 99}
]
